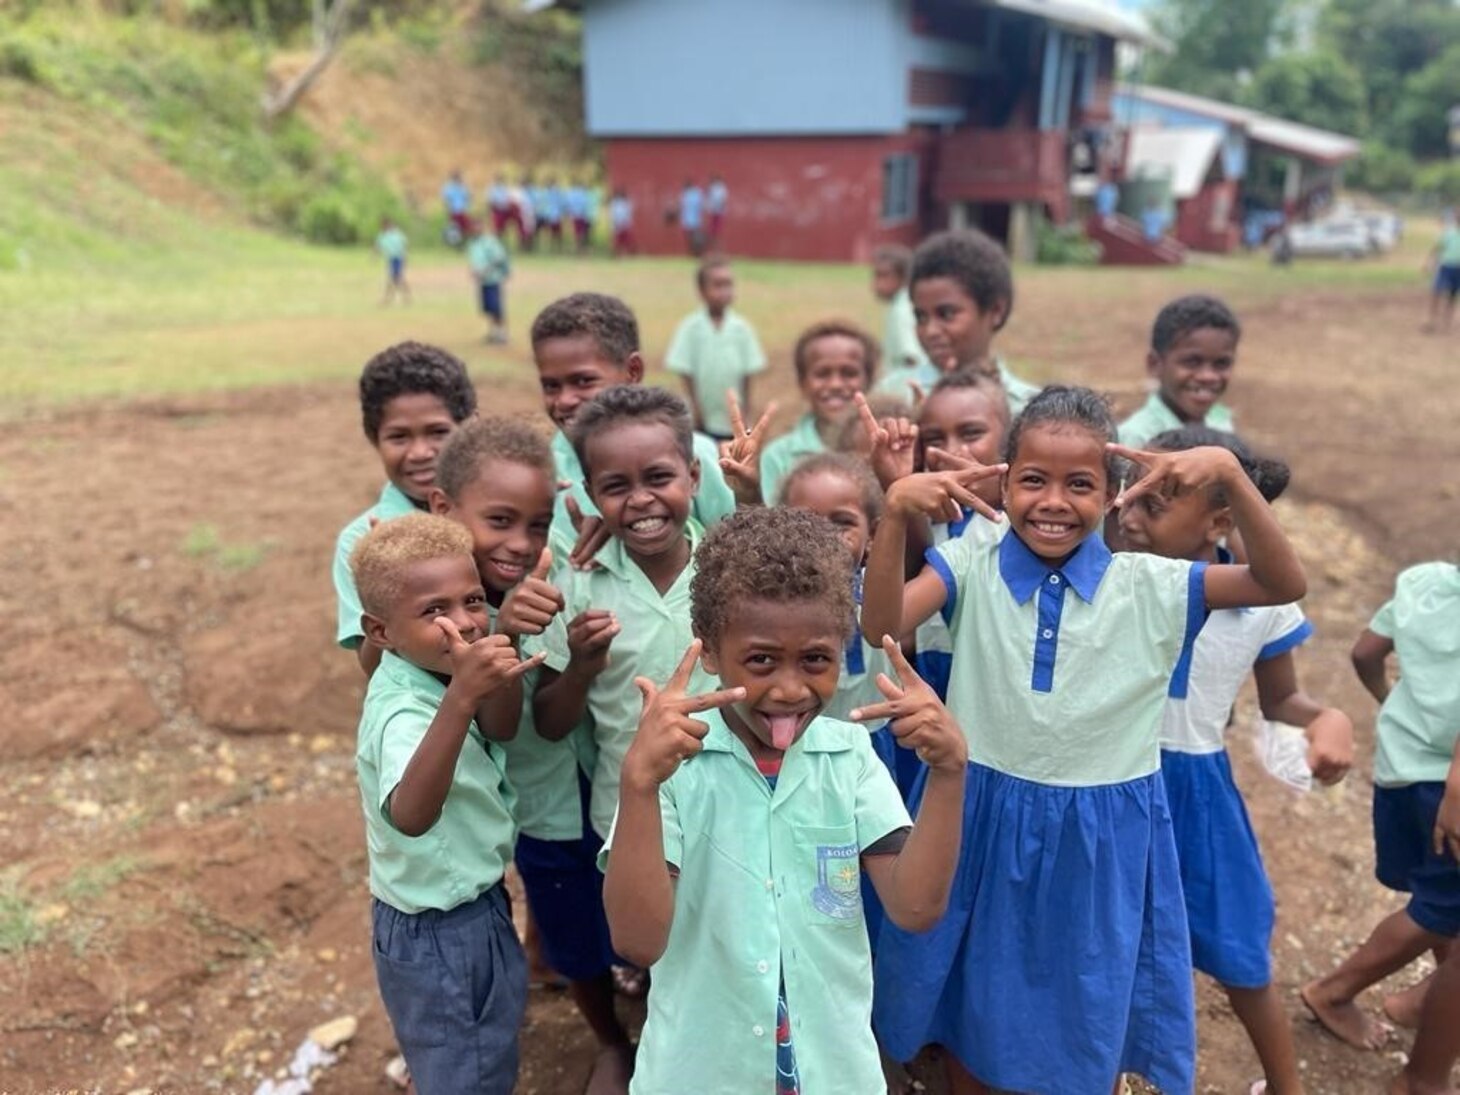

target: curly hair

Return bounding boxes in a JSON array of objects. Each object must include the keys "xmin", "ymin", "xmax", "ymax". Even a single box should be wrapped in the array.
[
  {"xmin": 529, "ymin": 292, "xmax": 640, "ymax": 366},
  {"xmin": 1150, "ymin": 294, "xmax": 1241, "ymax": 355},
  {"xmin": 350, "ymin": 513, "xmax": 474, "ymax": 618},
  {"xmin": 435, "ymin": 415, "xmax": 555, "ymax": 502},
  {"xmin": 691, "ymin": 506, "xmax": 855, "ymax": 645},
  {"xmin": 910, "ymin": 229, "xmax": 1014, "ymax": 331},
  {"xmin": 570, "ymin": 385, "xmax": 695, "ymax": 473},
  {"xmin": 696, "ymin": 253, "xmax": 732, "ymax": 290},
  {"xmin": 778, "ymin": 451, "xmax": 885, "ymax": 523},
  {"xmin": 872, "ymin": 244, "xmax": 913, "ymax": 280},
  {"xmin": 1147, "ymin": 425, "xmax": 1291, "ymax": 505},
  {"xmin": 924, "ymin": 367, "xmax": 1013, "ymax": 429},
  {"xmin": 792, "ymin": 319, "xmax": 880, "ymax": 384},
  {"xmin": 358, "ymin": 342, "xmax": 477, "ymax": 442},
  {"xmin": 1005, "ymin": 384, "xmax": 1120, "ymax": 484}
]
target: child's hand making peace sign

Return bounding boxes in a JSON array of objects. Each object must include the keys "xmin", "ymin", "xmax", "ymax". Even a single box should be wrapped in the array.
[
  {"xmin": 850, "ymin": 636, "xmax": 968, "ymax": 774},
  {"xmin": 717, "ymin": 389, "xmax": 777, "ymax": 504},
  {"xmin": 621, "ymin": 641, "xmax": 747, "ymax": 791}
]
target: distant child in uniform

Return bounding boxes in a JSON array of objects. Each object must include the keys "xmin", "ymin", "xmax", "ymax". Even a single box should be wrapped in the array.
[
  {"xmin": 601, "ymin": 505, "xmax": 969, "ymax": 1094},
  {"xmin": 530, "ymin": 292, "xmax": 754, "ymax": 567},
  {"xmin": 678, "ymin": 178, "xmax": 704, "ymax": 255},
  {"xmin": 666, "ymin": 256, "xmax": 767, "ymax": 443},
  {"xmin": 349, "ymin": 513, "xmax": 543, "ymax": 1095},
  {"xmin": 1121, "ymin": 424, "xmax": 1355, "ymax": 1095},
  {"xmin": 467, "ymin": 221, "xmax": 511, "ymax": 345},
  {"xmin": 871, "ymin": 244, "xmax": 937, "ymax": 403},
  {"xmin": 429, "ymin": 419, "xmax": 636, "ymax": 1093},
  {"xmin": 706, "ymin": 174, "xmax": 728, "ymax": 246},
  {"xmin": 610, "ymin": 188, "xmax": 635, "ymax": 257},
  {"xmin": 862, "ymin": 385, "xmax": 1309, "ymax": 1094},
  {"xmin": 759, "ymin": 320, "xmax": 878, "ymax": 505},
  {"xmin": 909, "ymin": 229, "xmax": 1039, "ymax": 416},
  {"xmin": 1119, "ymin": 294, "xmax": 1240, "ymax": 447},
  {"xmin": 375, "ymin": 216, "xmax": 410, "ymax": 305},
  {"xmin": 333, "ymin": 342, "xmax": 477, "ymax": 674},
  {"xmin": 1424, "ymin": 207, "xmax": 1460, "ymax": 334},
  {"xmin": 566, "ymin": 182, "xmax": 592, "ymax": 251},
  {"xmin": 1302, "ymin": 559, "xmax": 1460, "ymax": 1055}
]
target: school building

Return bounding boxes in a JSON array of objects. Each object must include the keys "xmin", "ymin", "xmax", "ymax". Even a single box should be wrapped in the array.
[
  {"xmin": 529, "ymin": 0, "xmax": 1163, "ymax": 262},
  {"xmin": 1113, "ymin": 84, "xmax": 1362, "ymax": 253}
]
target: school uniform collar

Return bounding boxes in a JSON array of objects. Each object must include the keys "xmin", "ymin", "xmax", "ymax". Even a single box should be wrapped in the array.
[
  {"xmin": 593, "ymin": 518, "xmax": 703, "ymax": 584},
  {"xmin": 377, "ymin": 650, "xmax": 448, "ymax": 701},
  {"xmin": 998, "ymin": 529, "xmax": 1111, "ymax": 605}
]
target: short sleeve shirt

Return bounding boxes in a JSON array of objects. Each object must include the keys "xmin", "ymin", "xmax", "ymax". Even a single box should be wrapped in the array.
[
  {"xmin": 503, "ymin": 613, "xmax": 598, "ymax": 841},
  {"xmin": 467, "ymin": 235, "xmax": 509, "ymax": 284},
  {"xmin": 997, "ymin": 360, "xmax": 1042, "ymax": 417},
  {"xmin": 824, "ymin": 570, "xmax": 895, "ymax": 723},
  {"xmin": 542, "ymin": 527, "xmax": 711, "ymax": 838},
  {"xmin": 332, "ymin": 482, "xmax": 421, "ymax": 649},
  {"xmin": 665, "ymin": 308, "xmax": 768, "ymax": 436},
  {"xmin": 914, "ymin": 512, "xmax": 1007, "ymax": 694},
  {"xmin": 1159, "ymin": 602, "xmax": 1312, "ymax": 755},
  {"xmin": 881, "ymin": 287, "xmax": 932, "ymax": 376},
  {"xmin": 1119, "ymin": 392, "xmax": 1236, "ymax": 448},
  {"xmin": 680, "ymin": 187, "xmax": 704, "ymax": 230},
  {"xmin": 928, "ymin": 531, "xmax": 1207, "ymax": 785},
  {"xmin": 760, "ymin": 415, "xmax": 829, "ymax": 506},
  {"xmin": 548, "ymin": 429, "xmax": 735, "ymax": 558},
  {"xmin": 1439, "ymin": 225, "xmax": 1460, "ymax": 267},
  {"xmin": 1368, "ymin": 562, "xmax": 1460, "ymax": 786},
  {"xmin": 600, "ymin": 712, "xmax": 909, "ymax": 1095},
  {"xmin": 355, "ymin": 652, "xmax": 517, "ymax": 914},
  {"xmin": 610, "ymin": 197, "xmax": 633, "ymax": 229},
  {"xmin": 441, "ymin": 180, "xmax": 470, "ymax": 214},
  {"xmin": 375, "ymin": 228, "xmax": 407, "ymax": 260}
]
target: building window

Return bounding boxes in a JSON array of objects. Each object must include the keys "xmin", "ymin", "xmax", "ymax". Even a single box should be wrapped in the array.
[{"xmin": 882, "ymin": 154, "xmax": 918, "ymax": 224}]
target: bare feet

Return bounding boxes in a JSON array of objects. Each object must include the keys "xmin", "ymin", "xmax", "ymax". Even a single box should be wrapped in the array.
[
  {"xmin": 1300, "ymin": 983, "xmax": 1391, "ymax": 1050},
  {"xmin": 585, "ymin": 1043, "xmax": 635, "ymax": 1095},
  {"xmin": 1383, "ymin": 979, "xmax": 1430, "ymax": 1030}
]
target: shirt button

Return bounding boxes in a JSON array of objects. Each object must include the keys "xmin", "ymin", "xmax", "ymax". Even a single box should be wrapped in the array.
[
  {"xmin": 1041, "ymin": 629, "xmax": 1054, "ymax": 639},
  {"xmin": 1049, "ymin": 574, "xmax": 1061, "ymax": 584},
  {"xmin": 752, "ymin": 1025, "xmax": 765, "ymax": 1038},
  {"xmin": 756, "ymin": 960, "xmax": 769, "ymax": 974},
  {"xmin": 764, "ymin": 878, "xmax": 775, "ymax": 890}
]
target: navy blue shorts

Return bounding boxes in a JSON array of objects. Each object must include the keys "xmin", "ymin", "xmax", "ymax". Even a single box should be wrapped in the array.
[
  {"xmin": 1373, "ymin": 783, "xmax": 1460, "ymax": 937},
  {"xmin": 480, "ymin": 282, "xmax": 503, "ymax": 320},
  {"xmin": 372, "ymin": 884, "xmax": 527, "ymax": 1095},
  {"xmin": 387, "ymin": 256, "xmax": 404, "ymax": 283},
  {"xmin": 1434, "ymin": 264, "xmax": 1460, "ymax": 300},
  {"xmin": 514, "ymin": 778, "xmax": 619, "ymax": 981}
]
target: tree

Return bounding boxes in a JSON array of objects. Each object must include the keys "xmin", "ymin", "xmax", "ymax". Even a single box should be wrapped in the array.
[
  {"xmin": 259, "ymin": 0, "xmax": 356, "ymax": 119},
  {"xmin": 1318, "ymin": 0, "xmax": 1460, "ymax": 137},
  {"xmin": 1243, "ymin": 51, "xmax": 1367, "ymax": 136},
  {"xmin": 1391, "ymin": 42, "xmax": 1460, "ymax": 160},
  {"xmin": 1146, "ymin": 0, "xmax": 1288, "ymax": 99}
]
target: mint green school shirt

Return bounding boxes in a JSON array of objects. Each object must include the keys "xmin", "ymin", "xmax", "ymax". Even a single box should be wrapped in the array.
[
  {"xmin": 760, "ymin": 414, "xmax": 829, "ymax": 506},
  {"xmin": 874, "ymin": 287, "xmax": 936, "ymax": 402},
  {"xmin": 928, "ymin": 530, "xmax": 1206, "ymax": 785},
  {"xmin": 332, "ymin": 482, "xmax": 420, "ymax": 649},
  {"xmin": 355, "ymin": 651, "xmax": 517, "ymax": 914},
  {"xmin": 997, "ymin": 359, "xmax": 1042, "ymax": 416},
  {"xmin": 541, "ymin": 524, "xmax": 713, "ymax": 838},
  {"xmin": 600, "ymin": 711, "xmax": 910, "ymax": 1095},
  {"xmin": 1369, "ymin": 562, "xmax": 1460, "ymax": 787},
  {"xmin": 1118, "ymin": 391, "xmax": 1235, "ymax": 449},
  {"xmin": 375, "ymin": 227, "xmax": 407, "ymax": 261},
  {"xmin": 467, "ymin": 234, "xmax": 510, "ymax": 285},
  {"xmin": 665, "ymin": 308, "xmax": 767, "ymax": 437},
  {"xmin": 824, "ymin": 570, "xmax": 895, "ymax": 723},
  {"xmin": 1439, "ymin": 224, "xmax": 1460, "ymax": 267},
  {"xmin": 495, "ymin": 604, "xmax": 597, "ymax": 842},
  {"xmin": 549, "ymin": 428, "xmax": 735, "ymax": 557}
]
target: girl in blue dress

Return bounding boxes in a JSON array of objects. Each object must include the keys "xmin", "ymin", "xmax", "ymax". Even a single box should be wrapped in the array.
[
  {"xmin": 1121, "ymin": 425, "xmax": 1354, "ymax": 1095},
  {"xmin": 859, "ymin": 386, "xmax": 1309, "ymax": 1095}
]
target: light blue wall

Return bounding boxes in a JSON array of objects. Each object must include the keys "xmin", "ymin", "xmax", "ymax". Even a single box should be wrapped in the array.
[
  {"xmin": 582, "ymin": 0, "xmax": 908, "ymax": 136},
  {"xmin": 1111, "ymin": 91, "xmax": 1249, "ymax": 178}
]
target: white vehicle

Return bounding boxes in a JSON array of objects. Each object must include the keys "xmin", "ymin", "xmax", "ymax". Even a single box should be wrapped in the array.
[
  {"xmin": 1278, "ymin": 217, "xmax": 1373, "ymax": 260},
  {"xmin": 1361, "ymin": 210, "xmax": 1402, "ymax": 252}
]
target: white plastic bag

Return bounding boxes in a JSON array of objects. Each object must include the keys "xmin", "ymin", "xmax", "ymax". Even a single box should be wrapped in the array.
[{"xmin": 1255, "ymin": 719, "xmax": 1312, "ymax": 793}]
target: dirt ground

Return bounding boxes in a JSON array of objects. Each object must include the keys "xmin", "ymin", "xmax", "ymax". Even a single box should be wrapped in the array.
[{"xmin": 1, "ymin": 278, "xmax": 1457, "ymax": 1095}]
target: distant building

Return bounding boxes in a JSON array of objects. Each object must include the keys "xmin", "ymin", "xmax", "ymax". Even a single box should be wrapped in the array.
[
  {"xmin": 529, "ymin": 0, "xmax": 1162, "ymax": 261},
  {"xmin": 1113, "ymin": 84, "xmax": 1361, "ymax": 252}
]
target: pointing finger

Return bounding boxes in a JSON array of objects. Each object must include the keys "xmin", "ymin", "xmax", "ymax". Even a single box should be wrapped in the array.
[
  {"xmin": 854, "ymin": 393, "xmax": 882, "ymax": 441},
  {"xmin": 726, "ymin": 388, "xmax": 747, "ymax": 437},
  {"xmin": 749, "ymin": 402, "xmax": 777, "ymax": 440},
  {"xmin": 879, "ymin": 634, "xmax": 919, "ymax": 683},
  {"xmin": 1105, "ymin": 443, "xmax": 1159, "ymax": 468},
  {"xmin": 679, "ymin": 685, "xmax": 747, "ymax": 713},
  {"xmin": 848, "ymin": 699, "xmax": 900, "ymax": 723}
]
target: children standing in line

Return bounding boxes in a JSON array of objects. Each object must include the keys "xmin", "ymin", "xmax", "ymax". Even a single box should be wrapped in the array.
[
  {"xmin": 333, "ymin": 342, "xmax": 477, "ymax": 674},
  {"xmin": 861, "ymin": 385, "xmax": 1308, "ymax": 1094},
  {"xmin": 666, "ymin": 257, "xmax": 767, "ymax": 443},
  {"xmin": 909, "ymin": 229, "xmax": 1041, "ymax": 415},
  {"xmin": 1302, "ymin": 559, "xmax": 1460, "ymax": 1053},
  {"xmin": 871, "ymin": 244, "xmax": 937, "ymax": 403},
  {"xmin": 1120, "ymin": 424, "xmax": 1355, "ymax": 1095},
  {"xmin": 428, "ymin": 419, "xmax": 637, "ymax": 1094},
  {"xmin": 349, "ymin": 513, "xmax": 543, "ymax": 1095},
  {"xmin": 529, "ymin": 293, "xmax": 756, "ymax": 566},
  {"xmin": 609, "ymin": 188, "xmax": 635, "ymax": 257},
  {"xmin": 467, "ymin": 222, "xmax": 511, "ymax": 345},
  {"xmin": 375, "ymin": 216, "xmax": 410, "ymax": 305},
  {"xmin": 1119, "ymin": 295, "xmax": 1239, "ymax": 447},
  {"xmin": 601, "ymin": 505, "xmax": 969, "ymax": 1094},
  {"xmin": 758, "ymin": 320, "xmax": 878, "ymax": 506}
]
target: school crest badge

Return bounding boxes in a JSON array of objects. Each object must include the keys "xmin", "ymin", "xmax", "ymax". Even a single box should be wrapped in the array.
[{"xmin": 810, "ymin": 842, "xmax": 861, "ymax": 919}]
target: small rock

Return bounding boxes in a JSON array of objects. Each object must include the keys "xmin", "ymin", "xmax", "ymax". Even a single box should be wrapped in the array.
[
  {"xmin": 316, "ymin": 948, "xmax": 337, "ymax": 963},
  {"xmin": 69, "ymin": 799, "xmax": 103, "ymax": 819},
  {"xmin": 35, "ymin": 903, "xmax": 70, "ymax": 925},
  {"xmin": 223, "ymin": 1027, "xmax": 258, "ymax": 1058},
  {"xmin": 114, "ymin": 1031, "xmax": 139, "ymax": 1050},
  {"xmin": 133, "ymin": 1000, "xmax": 150, "ymax": 1015},
  {"xmin": 308, "ymin": 1015, "xmax": 358, "ymax": 1050},
  {"xmin": 308, "ymin": 735, "xmax": 333, "ymax": 755}
]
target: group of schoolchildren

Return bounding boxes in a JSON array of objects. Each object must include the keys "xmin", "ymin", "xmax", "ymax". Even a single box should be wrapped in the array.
[{"xmin": 333, "ymin": 226, "xmax": 1460, "ymax": 1095}]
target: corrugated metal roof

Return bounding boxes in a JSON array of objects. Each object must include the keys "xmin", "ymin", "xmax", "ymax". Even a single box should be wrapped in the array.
[
  {"xmin": 1119, "ymin": 84, "xmax": 1361, "ymax": 165},
  {"xmin": 1125, "ymin": 126, "xmax": 1223, "ymax": 198},
  {"xmin": 987, "ymin": 0, "xmax": 1167, "ymax": 48}
]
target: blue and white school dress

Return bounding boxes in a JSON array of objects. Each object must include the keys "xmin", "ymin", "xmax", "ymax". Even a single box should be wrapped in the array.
[
  {"xmin": 873, "ymin": 531, "xmax": 1206, "ymax": 1095},
  {"xmin": 1160, "ymin": 598, "xmax": 1312, "ymax": 988},
  {"xmin": 913, "ymin": 510, "xmax": 1004, "ymax": 700}
]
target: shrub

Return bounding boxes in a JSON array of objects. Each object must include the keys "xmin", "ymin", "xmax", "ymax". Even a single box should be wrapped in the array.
[
  {"xmin": 1347, "ymin": 142, "xmax": 1417, "ymax": 195},
  {"xmin": 1416, "ymin": 161, "xmax": 1460, "ymax": 205},
  {"xmin": 1036, "ymin": 221, "xmax": 1101, "ymax": 266}
]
